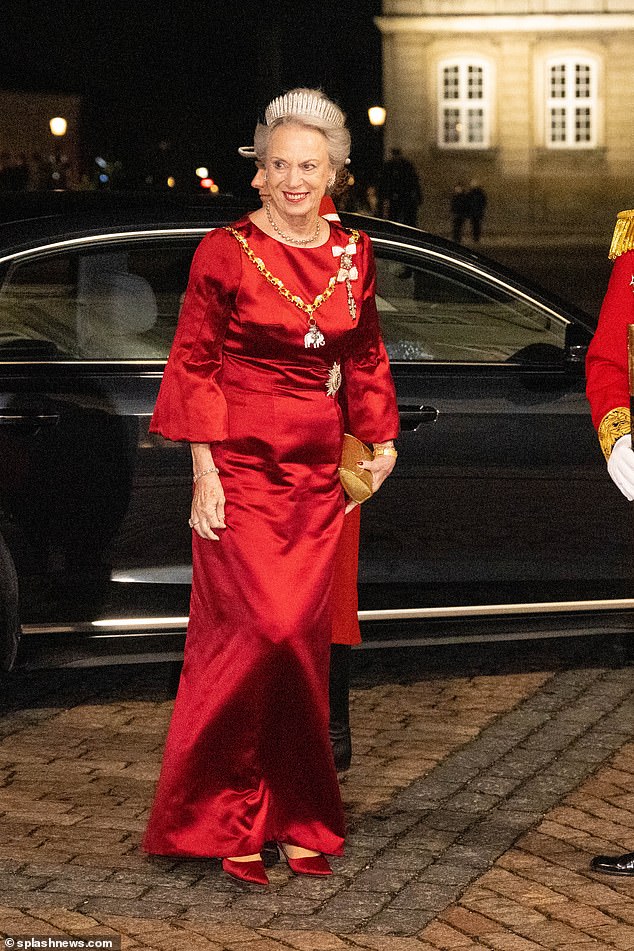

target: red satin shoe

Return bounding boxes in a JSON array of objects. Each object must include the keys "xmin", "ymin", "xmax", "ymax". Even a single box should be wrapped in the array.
[
  {"xmin": 279, "ymin": 844, "xmax": 332, "ymax": 876},
  {"xmin": 221, "ymin": 857, "xmax": 269, "ymax": 886}
]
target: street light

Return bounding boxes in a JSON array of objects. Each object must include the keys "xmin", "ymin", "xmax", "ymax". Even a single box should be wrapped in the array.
[
  {"xmin": 49, "ymin": 116, "xmax": 68, "ymax": 137},
  {"xmin": 368, "ymin": 106, "xmax": 387, "ymax": 128},
  {"xmin": 48, "ymin": 117, "xmax": 70, "ymax": 190},
  {"xmin": 368, "ymin": 107, "xmax": 387, "ymax": 192},
  {"xmin": 196, "ymin": 166, "xmax": 209, "ymax": 179}
]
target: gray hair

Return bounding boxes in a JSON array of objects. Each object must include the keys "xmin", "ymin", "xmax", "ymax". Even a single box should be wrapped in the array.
[{"xmin": 253, "ymin": 88, "xmax": 351, "ymax": 172}]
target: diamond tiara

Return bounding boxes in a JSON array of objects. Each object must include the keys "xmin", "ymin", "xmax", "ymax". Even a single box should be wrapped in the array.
[{"xmin": 264, "ymin": 91, "xmax": 345, "ymax": 128}]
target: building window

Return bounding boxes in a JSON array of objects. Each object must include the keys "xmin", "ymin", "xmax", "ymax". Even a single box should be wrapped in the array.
[
  {"xmin": 546, "ymin": 57, "xmax": 596, "ymax": 148},
  {"xmin": 438, "ymin": 59, "xmax": 491, "ymax": 149}
]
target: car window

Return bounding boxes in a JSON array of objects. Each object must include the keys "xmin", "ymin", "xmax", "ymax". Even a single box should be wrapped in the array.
[
  {"xmin": 0, "ymin": 238, "xmax": 201, "ymax": 360},
  {"xmin": 374, "ymin": 250, "xmax": 567, "ymax": 363}
]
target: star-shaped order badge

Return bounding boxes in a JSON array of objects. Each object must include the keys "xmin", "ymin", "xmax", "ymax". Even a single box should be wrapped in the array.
[
  {"xmin": 332, "ymin": 241, "xmax": 359, "ymax": 320},
  {"xmin": 326, "ymin": 361, "xmax": 342, "ymax": 397}
]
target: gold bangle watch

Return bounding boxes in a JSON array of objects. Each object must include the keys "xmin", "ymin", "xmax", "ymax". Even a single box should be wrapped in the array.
[{"xmin": 373, "ymin": 446, "xmax": 398, "ymax": 458}]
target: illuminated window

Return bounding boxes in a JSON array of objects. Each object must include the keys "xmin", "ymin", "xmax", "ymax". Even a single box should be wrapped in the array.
[
  {"xmin": 546, "ymin": 57, "xmax": 596, "ymax": 148},
  {"xmin": 438, "ymin": 58, "xmax": 491, "ymax": 149}
]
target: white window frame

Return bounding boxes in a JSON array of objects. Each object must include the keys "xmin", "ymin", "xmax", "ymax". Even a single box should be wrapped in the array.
[
  {"xmin": 545, "ymin": 55, "xmax": 597, "ymax": 149},
  {"xmin": 437, "ymin": 57, "xmax": 492, "ymax": 150}
]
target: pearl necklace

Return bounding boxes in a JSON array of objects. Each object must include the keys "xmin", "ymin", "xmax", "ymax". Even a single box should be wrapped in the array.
[{"xmin": 265, "ymin": 201, "xmax": 321, "ymax": 246}]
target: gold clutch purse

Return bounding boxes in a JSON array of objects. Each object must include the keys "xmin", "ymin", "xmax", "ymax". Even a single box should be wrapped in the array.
[{"xmin": 339, "ymin": 433, "xmax": 374, "ymax": 503}]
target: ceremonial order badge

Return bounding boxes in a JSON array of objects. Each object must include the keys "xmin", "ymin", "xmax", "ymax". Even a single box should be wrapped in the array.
[
  {"xmin": 326, "ymin": 361, "xmax": 342, "ymax": 397},
  {"xmin": 332, "ymin": 239, "xmax": 359, "ymax": 321}
]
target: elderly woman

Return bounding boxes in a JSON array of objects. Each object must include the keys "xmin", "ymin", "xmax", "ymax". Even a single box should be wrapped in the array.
[
  {"xmin": 142, "ymin": 88, "xmax": 399, "ymax": 886},
  {"xmin": 245, "ymin": 136, "xmax": 361, "ymax": 773}
]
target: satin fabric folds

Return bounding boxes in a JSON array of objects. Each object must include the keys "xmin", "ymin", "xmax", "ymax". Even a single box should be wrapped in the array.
[{"xmin": 143, "ymin": 217, "xmax": 399, "ymax": 859}]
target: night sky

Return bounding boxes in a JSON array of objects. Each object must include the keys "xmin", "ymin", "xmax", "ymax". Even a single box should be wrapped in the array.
[{"xmin": 0, "ymin": 0, "xmax": 384, "ymax": 193}]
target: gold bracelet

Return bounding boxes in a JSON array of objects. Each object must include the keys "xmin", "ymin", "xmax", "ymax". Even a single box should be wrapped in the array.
[
  {"xmin": 373, "ymin": 447, "xmax": 398, "ymax": 458},
  {"xmin": 597, "ymin": 407, "xmax": 631, "ymax": 461},
  {"xmin": 193, "ymin": 466, "xmax": 220, "ymax": 482}
]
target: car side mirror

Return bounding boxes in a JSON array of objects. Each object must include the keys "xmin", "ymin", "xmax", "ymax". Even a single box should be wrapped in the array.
[
  {"xmin": 565, "ymin": 323, "xmax": 589, "ymax": 364},
  {"xmin": 567, "ymin": 343, "xmax": 588, "ymax": 364}
]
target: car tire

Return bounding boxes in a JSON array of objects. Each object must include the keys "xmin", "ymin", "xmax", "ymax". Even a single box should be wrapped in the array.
[{"xmin": 0, "ymin": 533, "xmax": 20, "ymax": 672}]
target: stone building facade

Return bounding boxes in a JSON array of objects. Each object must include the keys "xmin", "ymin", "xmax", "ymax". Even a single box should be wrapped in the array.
[{"xmin": 376, "ymin": 1, "xmax": 634, "ymax": 237}]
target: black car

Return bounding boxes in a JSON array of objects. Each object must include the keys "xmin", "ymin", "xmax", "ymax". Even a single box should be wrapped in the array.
[{"xmin": 0, "ymin": 192, "xmax": 630, "ymax": 672}]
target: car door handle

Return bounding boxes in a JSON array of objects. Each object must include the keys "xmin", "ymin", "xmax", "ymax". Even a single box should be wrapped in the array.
[
  {"xmin": 0, "ymin": 413, "xmax": 60, "ymax": 430},
  {"xmin": 398, "ymin": 404, "xmax": 438, "ymax": 432}
]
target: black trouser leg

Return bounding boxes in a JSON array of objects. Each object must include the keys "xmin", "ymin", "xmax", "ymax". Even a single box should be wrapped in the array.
[{"xmin": 329, "ymin": 643, "xmax": 352, "ymax": 772}]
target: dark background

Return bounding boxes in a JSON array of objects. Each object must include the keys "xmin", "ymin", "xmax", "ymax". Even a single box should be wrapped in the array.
[{"xmin": 0, "ymin": 0, "xmax": 384, "ymax": 193}]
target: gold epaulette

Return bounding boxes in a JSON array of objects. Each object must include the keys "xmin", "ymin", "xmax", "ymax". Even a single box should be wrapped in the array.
[
  {"xmin": 608, "ymin": 209, "xmax": 634, "ymax": 260},
  {"xmin": 598, "ymin": 407, "xmax": 631, "ymax": 461}
]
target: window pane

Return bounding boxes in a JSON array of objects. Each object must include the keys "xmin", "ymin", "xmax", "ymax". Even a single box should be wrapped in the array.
[
  {"xmin": 550, "ymin": 63, "xmax": 567, "ymax": 99},
  {"xmin": 575, "ymin": 63, "xmax": 591, "ymax": 99},
  {"xmin": 374, "ymin": 255, "xmax": 566, "ymax": 364},
  {"xmin": 467, "ymin": 65, "xmax": 483, "ymax": 100},
  {"xmin": 443, "ymin": 108, "xmax": 461, "ymax": 144},
  {"xmin": 575, "ymin": 107, "xmax": 591, "ymax": 142},
  {"xmin": 443, "ymin": 65, "xmax": 459, "ymax": 100},
  {"xmin": 467, "ymin": 109, "xmax": 484, "ymax": 144},
  {"xmin": 0, "ymin": 254, "xmax": 76, "ymax": 358},
  {"xmin": 0, "ymin": 240, "xmax": 198, "ymax": 360},
  {"xmin": 547, "ymin": 59, "xmax": 595, "ymax": 147},
  {"xmin": 439, "ymin": 59, "xmax": 489, "ymax": 149},
  {"xmin": 549, "ymin": 107, "xmax": 567, "ymax": 143}
]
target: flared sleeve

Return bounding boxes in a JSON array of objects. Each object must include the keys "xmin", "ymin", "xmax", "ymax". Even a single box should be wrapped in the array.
[
  {"xmin": 342, "ymin": 232, "xmax": 400, "ymax": 444},
  {"xmin": 149, "ymin": 228, "xmax": 240, "ymax": 443}
]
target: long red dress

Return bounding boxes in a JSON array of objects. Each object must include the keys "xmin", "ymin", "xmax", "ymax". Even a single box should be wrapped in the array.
[{"xmin": 142, "ymin": 216, "xmax": 399, "ymax": 859}]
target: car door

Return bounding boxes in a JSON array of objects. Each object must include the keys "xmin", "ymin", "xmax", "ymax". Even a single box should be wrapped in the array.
[
  {"xmin": 0, "ymin": 230, "xmax": 208, "ymax": 649},
  {"xmin": 359, "ymin": 237, "xmax": 634, "ymax": 615}
]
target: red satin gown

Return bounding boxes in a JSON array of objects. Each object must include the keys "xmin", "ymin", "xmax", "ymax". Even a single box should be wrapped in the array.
[{"xmin": 142, "ymin": 216, "xmax": 399, "ymax": 859}]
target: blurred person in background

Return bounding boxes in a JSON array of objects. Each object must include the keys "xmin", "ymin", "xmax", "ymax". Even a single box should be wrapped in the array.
[
  {"xmin": 380, "ymin": 147, "xmax": 422, "ymax": 226},
  {"xmin": 467, "ymin": 180, "xmax": 488, "ymax": 243}
]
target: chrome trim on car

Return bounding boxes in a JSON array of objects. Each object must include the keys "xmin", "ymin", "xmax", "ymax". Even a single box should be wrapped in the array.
[
  {"xmin": 19, "ymin": 598, "xmax": 634, "ymax": 637},
  {"xmin": 360, "ymin": 599, "xmax": 634, "ymax": 620},
  {"xmin": 0, "ymin": 228, "xmax": 213, "ymax": 266}
]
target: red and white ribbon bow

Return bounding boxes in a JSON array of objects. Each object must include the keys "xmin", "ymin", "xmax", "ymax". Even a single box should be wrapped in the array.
[
  {"xmin": 332, "ymin": 243, "xmax": 358, "ymax": 283},
  {"xmin": 332, "ymin": 243, "xmax": 357, "ymax": 258}
]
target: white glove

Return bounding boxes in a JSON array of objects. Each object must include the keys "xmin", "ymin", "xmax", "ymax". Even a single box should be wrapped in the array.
[{"xmin": 607, "ymin": 434, "xmax": 634, "ymax": 501}]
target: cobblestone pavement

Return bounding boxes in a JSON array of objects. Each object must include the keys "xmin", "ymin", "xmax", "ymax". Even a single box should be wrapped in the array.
[{"xmin": 1, "ymin": 637, "xmax": 634, "ymax": 950}]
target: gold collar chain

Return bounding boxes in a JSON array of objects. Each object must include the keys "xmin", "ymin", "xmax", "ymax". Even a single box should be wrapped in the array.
[{"xmin": 225, "ymin": 226, "xmax": 360, "ymax": 321}]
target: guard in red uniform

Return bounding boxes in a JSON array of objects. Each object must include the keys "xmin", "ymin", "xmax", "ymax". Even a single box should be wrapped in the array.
[
  {"xmin": 587, "ymin": 208, "xmax": 634, "ymax": 876},
  {"xmin": 241, "ymin": 144, "xmax": 362, "ymax": 772},
  {"xmin": 586, "ymin": 209, "xmax": 634, "ymax": 498}
]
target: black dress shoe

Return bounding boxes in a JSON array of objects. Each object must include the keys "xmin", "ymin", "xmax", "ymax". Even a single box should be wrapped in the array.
[
  {"xmin": 590, "ymin": 852, "xmax": 634, "ymax": 875},
  {"xmin": 330, "ymin": 725, "xmax": 352, "ymax": 772},
  {"xmin": 261, "ymin": 841, "xmax": 280, "ymax": 868}
]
